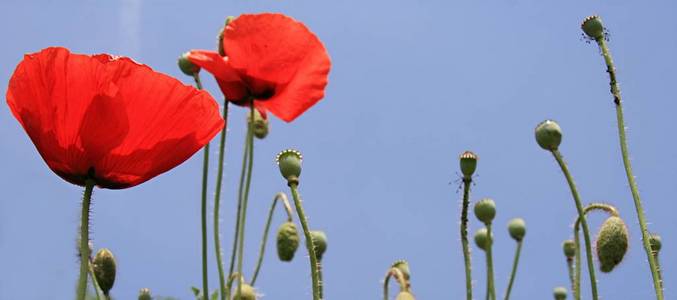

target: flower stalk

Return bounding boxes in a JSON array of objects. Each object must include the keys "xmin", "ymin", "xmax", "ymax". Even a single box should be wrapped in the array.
[
  {"xmin": 251, "ymin": 192, "xmax": 293, "ymax": 285},
  {"xmin": 213, "ymin": 99, "xmax": 230, "ymax": 300},
  {"xmin": 76, "ymin": 179, "xmax": 95, "ymax": 300}
]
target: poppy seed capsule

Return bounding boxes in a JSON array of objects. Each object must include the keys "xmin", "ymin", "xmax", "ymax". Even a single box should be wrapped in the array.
[
  {"xmin": 92, "ymin": 248, "xmax": 116, "ymax": 295},
  {"xmin": 459, "ymin": 151, "xmax": 478, "ymax": 178},
  {"xmin": 308, "ymin": 230, "xmax": 328, "ymax": 261},
  {"xmin": 474, "ymin": 227, "xmax": 491, "ymax": 251},
  {"xmin": 581, "ymin": 15, "xmax": 605, "ymax": 40},
  {"xmin": 396, "ymin": 291, "xmax": 416, "ymax": 300},
  {"xmin": 249, "ymin": 109, "xmax": 269, "ymax": 139},
  {"xmin": 138, "ymin": 288, "xmax": 152, "ymax": 300},
  {"xmin": 649, "ymin": 233, "xmax": 662, "ymax": 254},
  {"xmin": 562, "ymin": 240, "xmax": 576, "ymax": 259},
  {"xmin": 233, "ymin": 284, "xmax": 256, "ymax": 300},
  {"xmin": 535, "ymin": 120, "xmax": 562, "ymax": 151},
  {"xmin": 178, "ymin": 52, "xmax": 200, "ymax": 76},
  {"xmin": 553, "ymin": 286, "xmax": 567, "ymax": 300},
  {"xmin": 595, "ymin": 216, "xmax": 629, "ymax": 273},
  {"xmin": 392, "ymin": 260, "xmax": 411, "ymax": 280},
  {"xmin": 276, "ymin": 149, "xmax": 303, "ymax": 183},
  {"xmin": 276, "ymin": 221, "xmax": 300, "ymax": 261},
  {"xmin": 474, "ymin": 198, "xmax": 496, "ymax": 224},
  {"xmin": 508, "ymin": 218, "xmax": 526, "ymax": 241}
]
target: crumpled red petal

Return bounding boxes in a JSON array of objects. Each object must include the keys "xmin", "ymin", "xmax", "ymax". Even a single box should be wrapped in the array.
[{"xmin": 187, "ymin": 50, "xmax": 249, "ymax": 104}]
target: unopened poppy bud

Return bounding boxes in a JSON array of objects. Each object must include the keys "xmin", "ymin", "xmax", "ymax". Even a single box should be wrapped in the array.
[
  {"xmin": 474, "ymin": 227, "xmax": 491, "ymax": 251},
  {"xmin": 581, "ymin": 15, "xmax": 605, "ymax": 40},
  {"xmin": 178, "ymin": 52, "xmax": 200, "ymax": 76},
  {"xmin": 562, "ymin": 239, "xmax": 576, "ymax": 259},
  {"xmin": 276, "ymin": 221, "xmax": 300, "ymax": 261},
  {"xmin": 595, "ymin": 216, "xmax": 629, "ymax": 272},
  {"xmin": 649, "ymin": 233, "xmax": 662, "ymax": 254},
  {"xmin": 308, "ymin": 230, "xmax": 328, "ymax": 261},
  {"xmin": 276, "ymin": 149, "xmax": 302, "ymax": 184},
  {"xmin": 396, "ymin": 291, "xmax": 416, "ymax": 300},
  {"xmin": 138, "ymin": 288, "xmax": 152, "ymax": 300},
  {"xmin": 553, "ymin": 286, "xmax": 567, "ymax": 300},
  {"xmin": 233, "ymin": 283, "xmax": 256, "ymax": 300},
  {"xmin": 248, "ymin": 109, "xmax": 269, "ymax": 139},
  {"xmin": 92, "ymin": 248, "xmax": 116, "ymax": 295},
  {"xmin": 474, "ymin": 198, "xmax": 496, "ymax": 224},
  {"xmin": 508, "ymin": 218, "xmax": 526, "ymax": 241},
  {"xmin": 535, "ymin": 120, "xmax": 562, "ymax": 151},
  {"xmin": 217, "ymin": 16, "xmax": 235, "ymax": 56},
  {"xmin": 391, "ymin": 260, "xmax": 411, "ymax": 280},
  {"xmin": 459, "ymin": 151, "xmax": 478, "ymax": 178}
]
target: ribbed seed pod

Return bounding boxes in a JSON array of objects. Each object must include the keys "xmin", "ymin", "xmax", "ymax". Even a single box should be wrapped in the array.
[
  {"xmin": 595, "ymin": 216, "xmax": 629, "ymax": 272},
  {"xmin": 92, "ymin": 248, "xmax": 116, "ymax": 295},
  {"xmin": 276, "ymin": 221, "xmax": 300, "ymax": 261}
]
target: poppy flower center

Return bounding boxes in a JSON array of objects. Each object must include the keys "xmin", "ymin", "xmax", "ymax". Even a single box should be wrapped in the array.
[{"xmin": 243, "ymin": 75, "xmax": 276, "ymax": 100}]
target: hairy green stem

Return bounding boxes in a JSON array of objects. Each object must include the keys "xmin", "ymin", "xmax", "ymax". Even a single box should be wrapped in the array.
[
  {"xmin": 504, "ymin": 241, "xmax": 522, "ymax": 300},
  {"xmin": 226, "ymin": 129, "xmax": 250, "ymax": 299},
  {"xmin": 251, "ymin": 192, "xmax": 293, "ymax": 285},
  {"xmin": 213, "ymin": 100, "xmax": 230, "ymax": 300},
  {"xmin": 486, "ymin": 224, "xmax": 496, "ymax": 300},
  {"xmin": 193, "ymin": 72, "xmax": 210, "ymax": 300},
  {"xmin": 289, "ymin": 183, "xmax": 322, "ymax": 300},
  {"xmin": 235, "ymin": 104, "xmax": 256, "ymax": 298},
  {"xmin": 76, "ymin": 179, "xmax": 95, "ymax": 300},
  {"xmin": 566, "ymin": 258, "xmax": 575, "ymax": 300},
  {"xmin": 460, "ymin": 178, "xmax": 473, "ymax": 300}
]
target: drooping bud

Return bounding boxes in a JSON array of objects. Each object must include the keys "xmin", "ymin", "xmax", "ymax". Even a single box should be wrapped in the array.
[
  {"xmin": 459, "ymin": 151, "xmax": 478, "ymax": 178},
  {"xmin": 581, "ymin": 15, "xmax": 605, "ymax": 40},
  {"xmin": 308, "ymin": 230, "xmax": 328, "ymax": 261},
  {"xmin": 217, "ymin": 16, "xmax": 236, "ymax": 56},
  {"xmin": 233, "ymin": 284, "xmax": 257, "ymax": 300},
  {"xmin": 553, "ymin": 286, "xmax": 567, "ymax": 300},
  {"xmin": 248, "ymin": 108, "xmax": 269, "ymax": 139},
  {"xmin": 649, "ymin": 233, "xmax": 662, "ymax": 254},
  {"xmin": 535, "ymin": 120, "xmax": 562, "ymax": 151},
  {"xmin": 276, "ymin": 149, "xmax": 303, "ymax": 184},
  {"xmin": 595, "ymin": 216, "xmax": 629, "ymax": 273},
  {"xmin": 474, "ymin": 198, "xmax": 496, "ymax": 224},
  {"xmin": 508, "ymin": 218, "xmax": 526, "ymax": 241},
  {"xmin": 276, "ymin": 221, "xmax": 300, "ymax": 261},
  {"xmin": 178, "ymin": 52, "xmax": 200, "ymax": 76},
  {"xmin": 562, "ymin": 239, "xmax": 576, "ymax": 259},
  {"xmin": 391, "ymin": 260, "xmax": 411, "ymax": 281},
  {"xmin": 396, "ymin": 291, "xmax": 416, "ymax": 300},
  {"xmin": 474, "ymin": 227, "xmax": 491, "ymax": 251},
  {"xmin": 92, "ymin": 248, "xmax": 117, "ymax": 295},
  {"xmin": 138, "ymin": 288, "xmax": 152, "ymax": 300}
]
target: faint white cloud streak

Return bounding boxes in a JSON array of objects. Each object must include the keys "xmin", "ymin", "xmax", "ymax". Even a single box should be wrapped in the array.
[{"xmin": 119, "ymin": 0, "xmax": 141, "ymax": 58}]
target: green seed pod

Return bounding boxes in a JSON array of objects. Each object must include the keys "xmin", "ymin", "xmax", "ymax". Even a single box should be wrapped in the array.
[
  {"xmin": 391, "ymin": 260, "xmax": 411, "ymax": 280},
  {"xmin": 248, "ymin": 109, "xmax": 269, "ymax": 139},
  {"xmin": 217, "ymin": 16, "xmax": 235, "ymax": 56},
  {"xmin": 276, "ymin": 221, "xmax": 300, "ymax": 261},
  {"xmin": 233, "ymin": 284, "xmax": 257, "ymax": 300},
  {"xmin": 459, "ymin": 151, "xmax": 478, "ymax": 178},
  {"xmin": 535, "ymin": 120, "xmax": 562, "ymax": 151},
  {"xmin": 92, "ymin": 248, "xmax": 117, "ymax": 295},
  {"xmin": 177, "ymin": 52, "xmax": 200, "ymax": 76},
  {"xmin": 649, "ymin": 233, "xmax": 662, "ymax": 254},
  {"xmin": 562, "ymin": 239, "xmax": 576, "ymax": 259},
  {"xmin": 474, "ymin": 198, "xmax": 496, "ymax": 224},
  {"xmin": 396, "ymin": 291, "xmax": 416, "ymax": 300},
  {"xmin": 595, "ymin": 216, "xmax": 629, "ymax": 273},
  {"xmin": 507, "ymin": 218, "xmax": 526, "ymax": 241},
  {"xmin": 308, "ymin": 230, "xmax": 328, "ymax": 261},
  {"xmin": 474, "ymin": 227, "xmax": 491, "ymax": 251},
  {"xmin": 553, "ymin": 286, "xmax": 567, "ymax": 300},
  {"xmin": 138, "ymin": 288, "xmax": 152, "ymax": 300},
  {"xmin": 276, "ymin": 149, "xmax": 303, "ymax": 183},
  {"xmin": 581, "ymin": 15, "xmax": 605, "ymax": 40}
]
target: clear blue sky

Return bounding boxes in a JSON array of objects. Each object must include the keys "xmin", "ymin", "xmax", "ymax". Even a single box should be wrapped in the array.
[{"xmin": 1, "ymin": 1, "xmax": 676, "ymax": 299}]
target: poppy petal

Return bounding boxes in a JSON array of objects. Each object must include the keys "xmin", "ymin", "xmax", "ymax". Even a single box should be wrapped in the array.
[{"xmin": 187, "ymin": 50, "xmax": 248, "ymax": 103}]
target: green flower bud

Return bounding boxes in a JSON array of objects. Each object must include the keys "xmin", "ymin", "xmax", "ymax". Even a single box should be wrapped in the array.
[
  {"xmin": 233, "ymin": 284, "xmax": 256, "ymax": 300},
  {"xmin": 138, "ymin": 288, "xmax": 152, "ymax": 300},
  {"xmin": 276, "ymin": 149, "xmax": 302, "ymax": 184},
  {"xmin": 459, "ymin": 151, "xmax": 478, "ymax": 178},
  {"xmin": 581, "ymin": 15, "xmax": 605, "ymax": 40},
  {"xmin": 595, "ymin": 216, "xmax": 629, "ymax": 273},
  {"xmin": 248, "ymin": 109, "xmax": 269, "ymax": 139},
  {"xmin": 474, "ymin": 198, "xmax": 496, "ymax": 224},
  {"xmin": 217, "ymin": 16, "xmax": 235, "ymax": 56},
  {"xmin": 508, "ymin": 218, "xmax": 526, "ymax": 241},
  {"xmin": 562, "ymin": 239, "xmax": 576, "ymax": 259},
  {"xmin": 92, "ymin": 248, "xmax": 117, "ymax": 295},
  {"xmin": 391, "ymin": 260, "xmax": 411, "ymax": 280},
  {"xmin": 474, "ymin": 227, "xmax": 491, "ymax": 251},
  {"xmin": 649, "ymin": 233, "xmax": 662, "ymax": 254},
  {"xmin": 308, "ymin": 230, "xmax": 328, "ymax": 261},
  {"xmin": 535, "ymin": 120, "xmax": 562, "ymax": 151},
  {"xmin": 276, "ymin": 221, "xmax": 300, "ymax": 262},
  {"xmin": 553, "ymin": 286, "xmax": 567, "ymax": 300},
  {"xmin": 396, "ymin": 291, "xmax": 416, "ymax": 300},
  {"xmin": 178, "ymin": 52, "xmax": 200, "ymax": 76}
]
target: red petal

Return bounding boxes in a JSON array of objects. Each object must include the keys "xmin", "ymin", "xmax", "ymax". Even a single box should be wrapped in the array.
[{"xmin": 187, "ymin": 50, "xmax": 248, "ymax": 103}]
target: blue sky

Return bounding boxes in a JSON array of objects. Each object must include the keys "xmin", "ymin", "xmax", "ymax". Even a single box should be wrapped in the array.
[{"xmin": 1, "ymin": 1, "xmax": 676, "ymax": 299}]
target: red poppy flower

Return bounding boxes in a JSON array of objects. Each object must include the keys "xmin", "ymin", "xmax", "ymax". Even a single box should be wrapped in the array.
[
  {"xmin": 6, "ymin": 47, "xmax": 224, "ymax": 189},
  {"xmin": 187, "ymin": 13, "xmax": 331, "ymax": 122}
]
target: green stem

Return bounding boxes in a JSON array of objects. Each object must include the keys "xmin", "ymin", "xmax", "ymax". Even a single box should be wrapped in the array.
[
  {"xmin": 194, "ymin": 72, "xmax": 210, "ymax": 300},
  {"xmin": 551, "ymin": 150, "xmax": 598, "ymax": 300},
  {"xmin": 460, "ymin": 178, "xmax": 473, "ymax": 300},
  {"xmin": 289, "ymin": 183, "xmax": 322, "ymax": 300},
  {"xmin": 566, "ymin": 258, "xmax": 575, "ymax": 300},
  {"xmin": 88, "ymin": 258, "xmax": 103, "ymax": 300},
  {"xmin": 383, "ymin": 272, "xmax": 391, "ymax": 300},
  {"xmin": 574, "ymin": 232, "xmax": 581, "ymax": 300},
  {"xmin": 596, "ymin": 37, "xmax": 663, "ymax": 300},
  {"xmin": 236, "ymin": 104, "xmax": 256, "ymax": 298},
  {"xmin": 76, "ymin": 179, "xmax": 95, "ymax": 300},
  {"xmin": 654, "ymin": 254, "xmax": 663, "ymax": 290},
  {"xmin": 504, "ymin": 241, "xmax": 522, "ymax": 300},
  {"xmin": 486, "ymin": 223, "xmax": 496, "ymax": 300},
  {"xmin": 213, "ymin": 100, "xmax": 230, "ymax": 300},
  {"xmin": 251, "ymin": 192, "xmax": 293, "ymax": 285},
  {"xmin": 383, "ymin": 268, "xmax": 408, "ymax": 300}
]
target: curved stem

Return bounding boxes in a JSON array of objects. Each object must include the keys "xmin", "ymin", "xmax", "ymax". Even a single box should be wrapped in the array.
[
  {"xmin": 595, "ymin": 37, "xmax": 663, "ymax": 300},
  {"xmin": 383, "ymin": 271, "xmax": 391, "ymax": 300},
  {"xmin": 226, "ymin": 129, "xmax": 250, "ymax": 299},
  {"xmin": 460, "ymin": 178, "xmax": 473, "ymax": 300},
  {"xmin": 193, "ymin": 72, "xmax": 210, "ymax": 300},
  {"xmin": 226, "ymin": 272, "xmax": 246, "ymax": 294},
  {"xmin": 236, "ymin": 104, "xmax": 256, "ymax": 298},
  {"xmin": 88, "ymin": 258, "xmax": 104, "ymax": 300},
  {"xmin": 383, "ymin": 268, "xmax": 408, "ymax": 300},
  {"xmin": 213, "ymin": 100, "xmax": 230, "ymax": 300},
  {"xmin": 251, "ymin": 192, "xmax": 292, "ymax": 285},
  {"xmin": 289, "ymin": 183, "xmax": 322, "ymax": 300},
  {"xmin": 504, "ymin": 241, "xmax": 522, "ymax": 300},
  {"xmin": 486, "ymin": 223, "xmax": 496, "ymax": 300},
  {"xmin": 551, "ymin": 150, "xmax": 598, "ymax": 300},
  {"xmin": 77, "ymin": 179, "xmax": 95, "ymax": 300}
]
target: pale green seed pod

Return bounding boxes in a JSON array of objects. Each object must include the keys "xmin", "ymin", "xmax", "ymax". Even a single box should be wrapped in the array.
[
  {"xmin": 92, "ymin": 248, "xmax": 116, "ymax": 295},
  {"xmin": 217, "ymin": 16, "xmax": 235, "ymax": 56},
  {"xmin": 233, "ymin": 284, "xmax": 257, "ymax": 300},
  {"xmin": 177, "ymin": 52, "xmax": 200, "ymax": 76},
  {"xmin": 391, "ymin": 260, "xmax": 411, "ymax": 280},
  {"xmin": 248, "ymin": 109, "xmax": 269, "ymax": 139},
  {"xmin": 562, "ymin": 239, "xmax": 576, "ymax": 259},
  {"xmin": 474, "ymin": 227, "xmax": 491, "ymax": 251},
  {"xmin": 474, "ymin": 198, "xmax": 496, "ymax": 224},
  {"xmin": 138, "ymin": 288, "xmax": 152, "ymax": 300},
  {"xmin": 595, "ymin": 216, "xmax": 629, "ymax": 272},
  {"xmin": 553, "ymin": 286, "xmax": 567, "ymax": 300},
  {"xmin": 308, "ymin": 230, "xmax": 328, "ymax": 261},
  {"xmin": 459, "ymin": 151, "xmax": 478, "ymax": 178},
  {"xmin": 508, "ymin": 218, "xmax": 526, "ymax": 241},
  {"xmin": 581, "ymin": 15, "xmax": 605, "ymax": 40},
  {"xmin": 396, "ymin": 291, "xmax": 416, "ymax": 300},
  {"xmin": 276, "ymin": 149, "xmax": 303, "ymax": 183},
  {"xmin": 649, "ymin": 233, "xmax": 662, "ymax": 254},
  {"xmin": 535, "ymin": 120, "xmax": 562, "ymax": 151},
  {"xmin": 276, "ymin": 221, "xmax": 300, "ymax": 261}
]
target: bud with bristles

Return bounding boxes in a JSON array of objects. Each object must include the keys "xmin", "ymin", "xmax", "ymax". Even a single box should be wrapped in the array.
[
  {"xmin": 474, "ymin": 227, "xmax": 491, "ymax": 251},
  {"xmin": 178, "ymin": 52, "xmax": 200, "ymax": 76},
  {"xmin": 562, "ymin": 240, "xmax": 576, "ymax": 259},
  {"xmin": 391, "ymin": 260, "xmax": 411, "ymax": 280},
  {"xmin": 92, "ymin": 248, "xmax": 117, "ymax": 295},
  {"xmin": 535, "ymin": 120, "xmax": 562, "ymax": 151},
  {"xmin": 649, "ymin": 233, "xmax": 662, "ymax": 254},
  {"xmin": 308, "ymin": 230, "xmax": 328, "ymax": 261},
  {"xmin": 459, "ymin": 151, "xmax": 478, "ymax": 178},
  {"xmin": 138, "ymin": 288, "xmax": 152, "ymax": 300},
  {"xmin": 474, "ymin": 198, "xmax": 496, "ymax": 224},
  {"xmin": 553, "ymin": 286, "xmax": 567, "ymax": 300},
  {"xmin": 248, "ymin": 109, "xmax": 269, "ymax": 139},
  {"xmin": 396, "ymin": 291, "xmax": 416, "ymax": 300},
  {"xmin": 581, "ymin": 15, "xmax": 605, "ymax": 40},
  {"xmin": 233, "ymin": 284, "xmax": 256, "ymax": 300},
  {"xmin": 276, "ymin": 149, "xmax": 302, "ymax": 184},
  {"xmin": 508, "ymin": 218, "xmax": 526, "ymax": 241},
  {"xmin": 595, "ymin": 216, "xmax": 629, "ymax": 272},
  {"xmin": 276, "ymin": 221, "xmax": 300, "ymax": 261}
]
